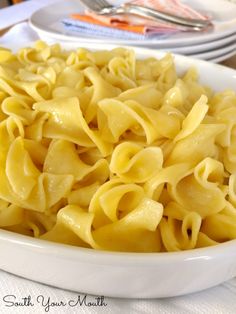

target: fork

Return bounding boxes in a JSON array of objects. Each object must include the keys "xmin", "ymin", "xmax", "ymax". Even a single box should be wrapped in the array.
[{"xmin": 78, "ymin": 0, "xmax": 212, "ymax": 30}]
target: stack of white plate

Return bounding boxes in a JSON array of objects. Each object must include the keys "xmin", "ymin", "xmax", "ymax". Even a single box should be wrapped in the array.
[{"xmin": 29, "ymin": 0, "xmax": 236, "ymax": 63}]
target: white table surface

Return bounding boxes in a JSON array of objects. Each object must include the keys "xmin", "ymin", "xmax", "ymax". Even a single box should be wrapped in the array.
[{"xmin": 0, "ymin": 0, "xmax": 60, "ymax": 30}]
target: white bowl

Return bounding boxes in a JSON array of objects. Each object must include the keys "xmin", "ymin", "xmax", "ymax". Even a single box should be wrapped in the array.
[
  {"xmin": 0, "ymin": 42, "xmax": 236, "ymax": 298},
  {"xmin": 0, "ymin": 229, "xmax": 236, "ymax": 298}
]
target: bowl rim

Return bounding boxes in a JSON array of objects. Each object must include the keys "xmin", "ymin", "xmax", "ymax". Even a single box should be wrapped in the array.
[{"xmin": 1, "ymin": 229, "xmax": 236, "ymax": 266}]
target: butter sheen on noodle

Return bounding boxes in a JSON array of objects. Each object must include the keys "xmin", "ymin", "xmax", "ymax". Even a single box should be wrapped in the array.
[{"xmin": 0, "ymin": 41, "xmax": 235, "ymax": 252}]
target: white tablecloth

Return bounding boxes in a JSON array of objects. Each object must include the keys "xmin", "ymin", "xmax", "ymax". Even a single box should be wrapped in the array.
[
  {"xmin": 0, "ymin": 2, "xmax": 236, "ymax": 313},
  {"xmin": 1, "ymin": 268, "xmax": 236, "ymax": 314},
  {"xmin": 0, "ymin": 0, "xmax": 60, "ymax": 30}
]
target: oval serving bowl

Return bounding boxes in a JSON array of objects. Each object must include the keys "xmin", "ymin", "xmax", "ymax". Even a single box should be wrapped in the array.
[
  {"xmin": 0, "ymin": 229, "xmax": 236, "ymax": 298},
  {"xmin": 0, "ymin": 42, "xmax": 236, "ymax": 298}
]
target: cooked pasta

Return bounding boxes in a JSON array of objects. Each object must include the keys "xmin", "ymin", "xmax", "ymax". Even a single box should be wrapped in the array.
[{"xmin": 0, "ymin": 41, "xmax": 236, "ymax": 252}]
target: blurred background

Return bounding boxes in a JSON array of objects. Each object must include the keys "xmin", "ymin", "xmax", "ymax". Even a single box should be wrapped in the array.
[
  {"xmin": 0, "ymin": 0, "xmax": 23, "ymax": 7},
  {"xmin": 1, "ymin": 0, "xmax": 236, "ymax": 7}
]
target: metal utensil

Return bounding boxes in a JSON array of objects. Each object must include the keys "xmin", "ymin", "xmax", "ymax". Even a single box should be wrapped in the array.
[{"xmin": 79, "ymin": 0, "xmax": 212, "ymax": 31}]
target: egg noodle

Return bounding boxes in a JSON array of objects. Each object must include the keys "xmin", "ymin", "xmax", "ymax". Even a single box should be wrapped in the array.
[{"xmin": 0, "ymin": 41, "xmax": 235, "ymax": 252}]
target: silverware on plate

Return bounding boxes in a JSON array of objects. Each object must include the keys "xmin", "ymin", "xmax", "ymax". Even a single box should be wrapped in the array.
[{"xmin": 78, "ymin": 0, "xmax": 212, "ymax": 31}]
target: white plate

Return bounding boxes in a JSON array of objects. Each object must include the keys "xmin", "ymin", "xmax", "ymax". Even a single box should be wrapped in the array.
[
  {"xmin": 169, "ymin": 32, "xmax": 236, "ymax": 55},
  {"xmin": 190, "ymin": 41, "xmax": 236, "ymax": 59},
  {"xmin": 211, "ymin": 49, "xmax": 236, "ymax": 63},
  {"xmin": 0, "ymin": 41, "xmax": 236, "ymax": 298},
  {"xmin": 29, "ymin": 0, "xmax": 236, "ymax": 48}
]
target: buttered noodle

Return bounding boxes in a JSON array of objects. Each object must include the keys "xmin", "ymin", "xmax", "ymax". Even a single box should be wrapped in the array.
[{"xmin": 0, "ymin": 41, "xmax": 235, "ymax": 252}]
